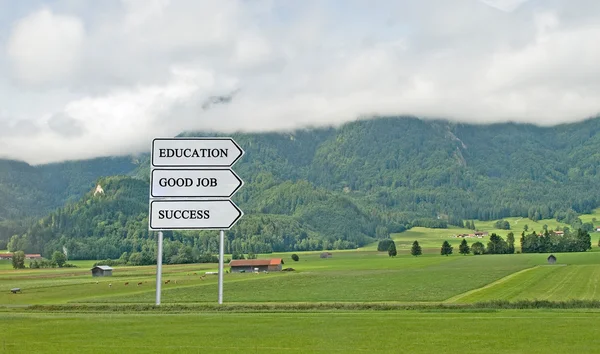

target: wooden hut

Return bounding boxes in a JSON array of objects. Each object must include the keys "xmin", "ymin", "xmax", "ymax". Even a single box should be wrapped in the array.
[{"xmin": 91, "ymin": 265, "xmax": 113, "ymax": 277}]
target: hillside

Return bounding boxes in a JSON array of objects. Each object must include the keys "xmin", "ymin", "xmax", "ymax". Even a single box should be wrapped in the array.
[
  {"xmin": 5, "ymin": 176, "xmax": 375, "ymax": 259},
  {"xmin": 0, "ymin": 156, "xmax": 139, "ymax": 220},
  {"xmin": 3, "ymin": 116, "xmax": 600, "ymax": 256}
]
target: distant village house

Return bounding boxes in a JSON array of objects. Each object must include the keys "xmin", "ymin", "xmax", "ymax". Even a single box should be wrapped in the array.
[{"xmin": 0, "ymin": 253, "xmax": 42, "ymax": 260}]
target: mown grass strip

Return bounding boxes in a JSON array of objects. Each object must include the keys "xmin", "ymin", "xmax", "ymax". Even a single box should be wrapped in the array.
[{"xmin": 6, "ymin": 299, "xmax": 600, "ymax": 313}]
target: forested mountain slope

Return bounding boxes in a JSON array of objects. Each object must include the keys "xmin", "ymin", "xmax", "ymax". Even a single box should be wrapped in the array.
[{"xmin": 3, "ymin": 116, "xmax": 600, "ymax": 256}]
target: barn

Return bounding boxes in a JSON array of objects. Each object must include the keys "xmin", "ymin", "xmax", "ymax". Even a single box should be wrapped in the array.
[
  {"xmin": 229, "ymin": 259, "xmax": 284, "ymax": 273},
  {"xmin": 91, "ymin": 265, "xmax": 113, "ymax": 277}
]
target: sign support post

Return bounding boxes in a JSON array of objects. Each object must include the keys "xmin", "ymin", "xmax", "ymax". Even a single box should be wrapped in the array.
[
  {"xmin": 156, "ymin": 231, "xmax": 163, "ymax": 306},
  {"xmin": 218, "ymin": 229, "xmax": 224, "ymax": 304}
]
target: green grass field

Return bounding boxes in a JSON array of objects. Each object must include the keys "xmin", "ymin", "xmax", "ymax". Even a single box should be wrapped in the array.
[
  {"xmin": 2, "ymin": 250, "xmax": 599, "ymax": 306},
  {"xmin": 3, "ymin": 213, "xmax": 600, "ymax": 353},
  {"xmin": 2, "ymin": 311, "xmax": 600, "ymax": 353}
]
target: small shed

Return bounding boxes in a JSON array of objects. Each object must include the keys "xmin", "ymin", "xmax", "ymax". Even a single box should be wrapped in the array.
[
  {"xmin": 91, "ymin": 265, "xmax": 113, "ymax": 277},
  {"xmin": 229, "ymin": 259, "xmax": 284, "ymax": 273},
  {"xmin": 547, "ymin": 255, "xmax": 557, "ymax": 265},
  {"xmin": 320, "ymin": 252, "xmax": 333, "ymax": 258}
]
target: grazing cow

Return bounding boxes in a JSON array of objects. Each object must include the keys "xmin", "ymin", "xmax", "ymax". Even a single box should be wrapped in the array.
[
  {"xmin": 164, "ymin": 280, "xmax": 170, "ymax": 284},
  {"xmin": 10, "ymin": 288, "xmax": 21, "ymax": 294},
  {"xmin": 137, "ymin": 282, "xmax": 143, "ymax": 286},
  {"xmin": 109, "ymin": 284, "xmax": 112, "ymax": 287},
  {"xmin": 124, "ymin": 282, "xmax": 129, "ymax": 286}
]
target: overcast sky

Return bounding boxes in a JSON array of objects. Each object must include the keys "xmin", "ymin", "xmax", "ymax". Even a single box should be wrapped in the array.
[{"xmin": 1, "ymin": 0, "xmax": 599, "ymax": 164}]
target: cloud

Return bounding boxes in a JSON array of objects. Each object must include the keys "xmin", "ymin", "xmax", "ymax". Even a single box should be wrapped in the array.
[
  {"xmin": 479, "ymin": 0, "xmax": 530, "ymax": 12},
  {"xmin": 0, "ymin": 0, "xmax": 599, "ymax": 164},
  {"xmin": 47, "ymin": 112, "xmax": 85, "ymax": 137},
  {"xmin": 6, "ymin": 7, "xmax": 85, "ymax": 87}
]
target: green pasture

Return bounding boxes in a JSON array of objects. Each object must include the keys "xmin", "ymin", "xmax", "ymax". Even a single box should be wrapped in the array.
[
  {"xmin": 2, "ymin": 311, "xmax": 600, "ymax": 353},
  {"xmin": 2, "ymin": 250, "xmax": 599, "ymax": 306},
  {"xmin": 2, "ymin": 211, "xmax": 600, "ymax": 307},
  {"xmin": 451, "ymin": 263, "xmax": 600, "ymax": 303}
]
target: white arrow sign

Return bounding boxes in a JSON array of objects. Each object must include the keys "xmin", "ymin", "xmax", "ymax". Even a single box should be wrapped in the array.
[
  {"xmin": 151, "ymin": 169, "xmax": 243, "ymax": 198},
  {"xmin": 149, "ymin": 199, "xmax": 243, "ymax": 230},
  {"xmin": 152, "ymin": 137, "xmax": 244, "ymax": 167}
]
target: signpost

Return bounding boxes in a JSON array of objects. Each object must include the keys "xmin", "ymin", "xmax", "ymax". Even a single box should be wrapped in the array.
[{"xmin": 149, "ymin": 137, "xmax": 244, "ymax": 305}]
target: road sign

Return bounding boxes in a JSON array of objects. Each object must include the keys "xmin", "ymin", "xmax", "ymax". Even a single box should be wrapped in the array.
[
  {"xmin": 151, "ymin": 169, "xmax": 243, "ymax": 198},
  {"xmin": 149, "ymin": 136, "xmax": 245, "ymax": 305},
  {"xmin": 149, "ymin": 199, "xmax": 243, "ymax": 230},
  {"xmin": 152, "ymin": 137, "xmax": 244, "ymax": 167}
]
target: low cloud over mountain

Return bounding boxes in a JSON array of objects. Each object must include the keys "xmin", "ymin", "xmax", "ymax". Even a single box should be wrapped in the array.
[{"xmin": 1, "ymin": 0, "xmax": 599, "ymax": 163}]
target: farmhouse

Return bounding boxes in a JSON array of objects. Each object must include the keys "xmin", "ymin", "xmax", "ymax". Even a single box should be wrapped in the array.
[
  {"xmin": 554, "ymin": 231, "xmax": 564, "ymax": 236},
  {"xmin": 0, "ymin": 253, "xmax": 12, "ymax": 260},
  {"xmin": 91, "ymin": 265, "xmax": 113, "ymax": 277},
  {"xmin": 229, "ymin": 259, "xmax": 284, "ymax": 273}
]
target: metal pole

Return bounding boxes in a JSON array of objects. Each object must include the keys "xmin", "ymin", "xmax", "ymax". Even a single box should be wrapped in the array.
[
  {"xmin": 218, "ymin": 230, "xmax": 224, "ymax": 304},
  {"xmin": 156, "ymin": 231, "xmax": 163, "ymax": 306}
]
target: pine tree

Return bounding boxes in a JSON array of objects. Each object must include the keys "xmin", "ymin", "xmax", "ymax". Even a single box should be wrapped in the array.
[
  {"xmin": 506, "ymin": 232, "xmax": 515, "ymax": 254},
  {"xmin": 465, "ymin": 221, "xmax": 472, "ymax": 230},
  {"xmin": 441, "ymin": 241, "xmax": 453, "ymax": 256},
  {"xmin": 411, "ymin": 240, "xmax": 422, "ymax": 256},
  {"xmin": 388, "ymin": 241, "xmax": 397, "ymax": 257},
  {"xmin": 459, "ymin": 238, "xmax": 470, "ymax": 255}
]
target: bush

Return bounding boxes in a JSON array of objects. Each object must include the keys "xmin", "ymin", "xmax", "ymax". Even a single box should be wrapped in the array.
[
  {"xmin": 472, "ymin": 242, "xmax": 485, "ymax": 255},
  {"xmin": 291, "ymin": 254, "xmax": 299, "ymax": 262},
  {"xmin": 377, "ymin": 239, "xmax": 395, "ymax": 252},
  {"xmin": 93, "ymin": 259, "xmax": 127, "ymax": 267},
  {"xmin": 494, "ymin": 220, "xmax": 511, "ymax": 230}
]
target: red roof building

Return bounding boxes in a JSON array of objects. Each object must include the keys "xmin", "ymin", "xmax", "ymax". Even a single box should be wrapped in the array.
[{"xmin": 229, "ymin": 258, "xmax": 284, "ymax": 272}]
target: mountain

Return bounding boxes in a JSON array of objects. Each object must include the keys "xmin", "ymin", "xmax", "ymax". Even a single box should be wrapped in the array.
[
  {"xmin": 0, "ymin": 156, "xmax": 140, "ymax": 221},
  {"xmin": 3, "ymin": 116, "xmax": 600, "ymax": 256}
]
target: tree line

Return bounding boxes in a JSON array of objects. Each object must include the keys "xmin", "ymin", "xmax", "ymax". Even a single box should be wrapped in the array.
[{"xmin": 377, "ymin": 228, "xmax": 592, "ymax": 257}]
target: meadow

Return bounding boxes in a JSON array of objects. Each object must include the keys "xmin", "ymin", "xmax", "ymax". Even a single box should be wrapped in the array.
[
  {"xmin": 3, "ymin": 311, "xmax": 600, "ymax": 353},
  {"xmin": 2, "ymin": 215, "xmax": 600, "ymax": 353},
  {"xmin": 1, "ymin": 249, "xmax": 600, "ymax": 306}
]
